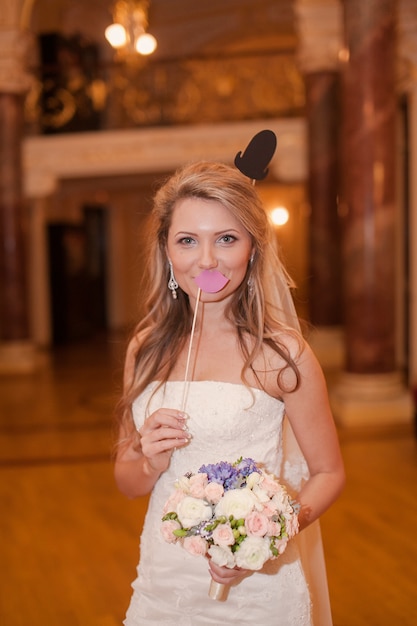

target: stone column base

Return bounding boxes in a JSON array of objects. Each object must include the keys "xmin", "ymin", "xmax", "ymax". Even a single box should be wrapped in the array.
[
  {"xmin": 329, "ymin": 371, "xmax": 414, "ymax": 428},
  {"xmin": 0, "ymin": 341, "xmax": 47, "ymax": 375}
]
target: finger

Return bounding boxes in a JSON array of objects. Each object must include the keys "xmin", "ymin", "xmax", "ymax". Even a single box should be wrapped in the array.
[
  {"xmin": 140, "ymin": 423, "xmax": 190, "ymax": 445},
  {"xmin": 141, "ymin": 425, "xmax": 191, "ymax": 450},
  {"xmin": 141, "ymin": 409, "xmax": 188, "ymax": 433},
  {"xmin": 144, "ymin": 436, "xmax": 190, "ymax": 457},
  {"xmin": 208, "ymin": 561, "xmax": 244, "ymax": 582},
  {"xmin": 142, "ymin": 437, "xmax": 190, "ymax": 456}
]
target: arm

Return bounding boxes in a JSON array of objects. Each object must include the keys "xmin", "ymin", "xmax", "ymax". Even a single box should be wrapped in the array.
[
  {"xmin": 114, "ymin": 336, "xmax": 190, "ymax": 499},
  {"xmin": 210, "ymin": 339, "xmax": 344, "ymax": 587},
  {"xmin": 282, "ymin": 339, "xmax": 345, "ymax": 530}
]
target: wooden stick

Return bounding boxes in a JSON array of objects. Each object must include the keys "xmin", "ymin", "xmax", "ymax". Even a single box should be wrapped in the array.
[{"xmin": 181, "ymin": 287, "xmax": 201, "ymax": 412}]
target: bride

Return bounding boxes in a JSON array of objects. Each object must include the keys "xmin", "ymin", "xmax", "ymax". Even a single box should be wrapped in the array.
[{"xmin": 114, "ymin": 161, "xmax": 345, "ymax": 625}]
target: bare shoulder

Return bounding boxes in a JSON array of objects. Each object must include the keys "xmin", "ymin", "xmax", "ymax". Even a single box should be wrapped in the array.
[
  {"xmin": 254, "ymin": 327, "xmax": 305, "ymax": 398},
  {"xmin": 280, "ymin": 333, "xmax": 329, "ymax": 404},
  {"xmin": 260, "ymin": 327, "xmax": 330, "ymax": 401},
  {"xmin": 266, "ymin": 327, "xmax": 305, "ymax": 366},
  {"xmin": 277, "ymin": 330, "xmax": 326, "ymax": 375}
]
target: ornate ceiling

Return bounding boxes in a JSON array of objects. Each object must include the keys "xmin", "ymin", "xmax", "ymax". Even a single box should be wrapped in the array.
[
  {"xmin": 30, "ymin": 0, "xmax": 297, "ymax": 59},
  {"xmin": 27, "ymin": 0, "xmax": 303, "ymax": 132},
  {"xmin": 19, "ymin": 1, "xmax": 417, "ymax": 132}
]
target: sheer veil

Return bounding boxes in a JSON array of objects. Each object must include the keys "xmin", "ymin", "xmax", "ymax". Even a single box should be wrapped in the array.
[{"xmin": 265, "ymin": 233, "xmax": 333, "ymax": 626}]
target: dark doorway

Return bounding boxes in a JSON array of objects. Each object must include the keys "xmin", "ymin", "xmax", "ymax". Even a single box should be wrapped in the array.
[{"xmin": 48, "ymin": 206, "xmax": 108, "ymax": 344}]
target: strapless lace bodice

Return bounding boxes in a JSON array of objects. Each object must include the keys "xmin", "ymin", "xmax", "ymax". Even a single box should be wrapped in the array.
[
  {"xmin": 132, "ymin": 380, "xmax": 286, "ymax": 480},
  {"xmin": 125, "ymin": 381, "xmax": 312, "ymax": 626}
]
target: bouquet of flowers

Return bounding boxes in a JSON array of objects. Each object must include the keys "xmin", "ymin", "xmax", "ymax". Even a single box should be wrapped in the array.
[{"xmin": 161, "ymin": 457, "xmax": 300, "ymax": 600}]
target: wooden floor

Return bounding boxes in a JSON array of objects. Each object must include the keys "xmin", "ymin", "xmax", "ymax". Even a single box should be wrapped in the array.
[{"xmin": 1, "ymin": 336, "xmax": 416, "ymax": 626}]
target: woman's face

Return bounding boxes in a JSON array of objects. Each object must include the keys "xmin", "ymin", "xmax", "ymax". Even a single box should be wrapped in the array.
[{"xmin": 166, "ymin": 197, "xmax": 254, "ymax": 302}]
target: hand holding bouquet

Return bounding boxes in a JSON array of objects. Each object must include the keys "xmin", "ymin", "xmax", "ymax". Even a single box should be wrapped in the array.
[{"xmin": 161, "ymin": 458, "xmax": 299, "ymax": 600}]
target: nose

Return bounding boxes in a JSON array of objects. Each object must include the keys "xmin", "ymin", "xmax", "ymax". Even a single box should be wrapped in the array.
[{"xmin": 198, "ymin": 242, "xmax": 218, "ymax": 269}]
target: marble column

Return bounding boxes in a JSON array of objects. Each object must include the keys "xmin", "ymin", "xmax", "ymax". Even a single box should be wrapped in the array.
[
  {"xmin": 398, "ymin": 0, "xmax": 417, "ymax": 429},
  {"xmin": 305, "ymin": 72, "xmax": 341, "ymax": 326},
  {"xmin": 331, "ymin": 0, "xmax": 413, "ymax": 425},
  {"xmin": 0, "ymin": 0, "xmax": 37, "ymax": 372},
  {"xmin": 294, "ymin": 0, "xmax": 345, "ymax": 367},
  {"xmin": 341, "ymin": 0, "xmax": 398, "ymax": 374},
  {"xmin": 0, "ymin": 93, "xmax": 28, "ymax": 340},
  {"xmin": 399, "ymin": 1, "xmax": 417, "ymax": 396}
]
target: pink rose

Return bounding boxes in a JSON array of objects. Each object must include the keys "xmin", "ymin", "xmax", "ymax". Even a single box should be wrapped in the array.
[
  {"xmin": 189, "ymin": 473, "xmax": 208, "ymax": 498},
  {"xmin": 267, "ymin": 520, "xmax": 281, "ymax": 537},
  {"xmin": 162, "ymin": 489, "xmax": 186, "ymax": 515},
  {"xmin": 204, "ymin": 482, "xmax": 224, "ymax": 504},
  {"xmin": 212, "ymin": 523, "xmax": 235, "ymax": 547},
  {"xmin": 245, "ymin": 511, "xmax": 269, "ymax": 537},
  {"xmin": 261, "ymin": 500, "xmax": 279, "ymax": 517},
  {"xmin": 259, "ymin": 473, "xmax": 283, "ymax": 497},
  {"xmin": 183, "ymin": 535, "xmax": 208, "ymax": 556},
  {"xmin": 160, "ymin": 519, "xmax": 181, "ymax": 543}
]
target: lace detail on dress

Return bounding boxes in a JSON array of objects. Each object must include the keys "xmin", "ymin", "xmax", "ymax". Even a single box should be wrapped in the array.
[{"xmin": 125, "ymin": 381, "xmax": 313, "ymax": 626}]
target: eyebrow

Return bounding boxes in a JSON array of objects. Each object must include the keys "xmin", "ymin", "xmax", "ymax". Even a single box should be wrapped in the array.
[{"xmin": 173, "ymin": 228, "xmax": 241, "ymax": 237}]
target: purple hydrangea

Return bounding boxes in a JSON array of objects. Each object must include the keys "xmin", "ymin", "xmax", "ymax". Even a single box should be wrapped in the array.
[
  {"xmin": 198, "ymin": 458, "xmax": 260, "ymax": 490},
  {"xmin": 235, "ymin": 457, "xmax": 260, "ymax": 478},
  {"xmin": 198, "ymin": 461, "xmax": 239, "ymax": 490}
]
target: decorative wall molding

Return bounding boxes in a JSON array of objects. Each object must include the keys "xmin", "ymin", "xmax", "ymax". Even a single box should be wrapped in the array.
[{"xmin": 23, "ymin": 118, "xmax": 307, "ymax": 198}]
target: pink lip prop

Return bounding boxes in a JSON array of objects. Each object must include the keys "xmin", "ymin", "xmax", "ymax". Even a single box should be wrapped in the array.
[{"xmin": 194, "ymin": 270, "xmax": 230, "ymax": 293}]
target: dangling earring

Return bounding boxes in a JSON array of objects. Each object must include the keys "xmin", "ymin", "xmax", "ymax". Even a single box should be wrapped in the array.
[
  {"xmin": 247, "ymin": 276, "xmax": 254, "ymax": 296},
  {"xmin": 168, "ymin": 260, "xmax": 178, "ymax": 299},
  {"xmin": 247, "ymin": 254, "xmax": 255, "ymax": 295}
]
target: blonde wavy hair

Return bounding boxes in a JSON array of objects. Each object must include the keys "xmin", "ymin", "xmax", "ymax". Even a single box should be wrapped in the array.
[{"xmin": 117, "ymin": 161, "xmax": 302, "ymax": 441}]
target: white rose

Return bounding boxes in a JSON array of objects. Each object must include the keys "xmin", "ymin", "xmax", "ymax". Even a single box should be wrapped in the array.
[
  {"xmin": 235, "ymin": 536, "xmax": 271, "ymax": 570},
  {"xmin": 208, "ymin": 544, "xmax": 236, "ymax": 568},
  {"xmin": 176, "ymin": 496, "xmax": 212, "ymax": 528},
  {"xmin": 214, "ymin": 488, "xmax": 257, "ymax": 520}
]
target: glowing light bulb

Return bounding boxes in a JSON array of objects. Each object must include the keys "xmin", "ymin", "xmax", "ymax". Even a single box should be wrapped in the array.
[
  {"xmin": 135, "ymin": 33, "xmax": 157, "ymax": 55},
  {"xmin": 105, "ymin": 23, "xmax": 127, "ymax": 49},
  {"xmin": 270, "ymin": 206, "xmax": 289, "ymax": 226}
]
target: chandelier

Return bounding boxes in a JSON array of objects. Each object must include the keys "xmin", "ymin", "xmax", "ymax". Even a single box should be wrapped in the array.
[{"xmin": 105, "ymin": 0, "xmax": 157, "ymax": 57}]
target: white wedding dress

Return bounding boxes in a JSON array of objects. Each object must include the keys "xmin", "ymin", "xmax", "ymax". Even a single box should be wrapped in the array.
[{"xmin": 124, "ymin": 380, "xmax": 332, "ymax": 626}]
